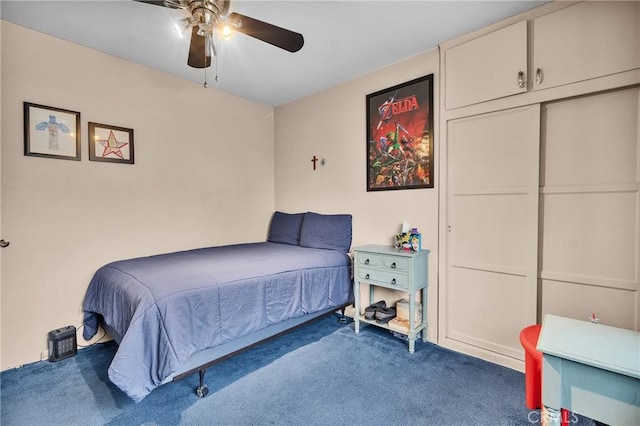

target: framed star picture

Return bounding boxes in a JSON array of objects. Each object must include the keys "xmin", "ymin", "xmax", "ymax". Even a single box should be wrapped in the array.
[{"xmin": 88, "ymin": 122, "xmax": 134, "ymax": 164}]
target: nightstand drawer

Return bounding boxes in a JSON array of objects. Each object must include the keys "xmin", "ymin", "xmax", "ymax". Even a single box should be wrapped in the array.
[
  {"xmin": 356, "ymin": 252, "xmax": 382, "ymax": 268},
  {"xmin": 382, "ymin": 256, "xmax": 408, "ymax": 272},
  {"xmin": 356, "ymin": 268, "xmax": 408, "ymax": 289}
]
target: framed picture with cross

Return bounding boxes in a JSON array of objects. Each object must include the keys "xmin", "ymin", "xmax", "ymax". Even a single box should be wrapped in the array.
[{"xmin": 23, "ymin": 102, "xmax": 81, "ymax": 161}]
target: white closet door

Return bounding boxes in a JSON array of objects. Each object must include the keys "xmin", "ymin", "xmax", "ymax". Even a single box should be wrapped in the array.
[
  {"xmin": 540, "ymin": 87, "xmax": 640, "ymax": 330},
  {"xmin": 445, "ymin": 105, "xmax": 540, "ymax": 360}
]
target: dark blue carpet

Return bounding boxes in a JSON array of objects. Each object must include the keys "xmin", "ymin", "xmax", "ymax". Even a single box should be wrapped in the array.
[{"xmin": 1, "ymin": 314, "xmax": 596, "ymax": 425}]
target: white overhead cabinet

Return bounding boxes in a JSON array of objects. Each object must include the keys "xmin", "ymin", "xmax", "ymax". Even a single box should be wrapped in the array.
[
  {"xmin": 445, "ymin": 1, "xmax": 640, "ymax": 110},
  {"xmin": 444, "ymin": 20, "xmax": 527, "ymax": 110},
  {"xmin": 532, "ymin": 1, "xmax": 640, "ymax": 91},
  {"xmin": 439, "ymin": 1, "xmax": 640, "ymax": 369}
]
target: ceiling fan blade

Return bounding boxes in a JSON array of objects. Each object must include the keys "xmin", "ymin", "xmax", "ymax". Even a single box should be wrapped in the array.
[
  {"xmin": 187, "ymin": 26, "xmax": 212, "ymax": 68},
  {"xmin": 228, "ymin": 12, "xmax": 304, "ymax": 53},
  {"xmin": 133, "ymin": 0, "xmax": 168, "ymax": 7}
]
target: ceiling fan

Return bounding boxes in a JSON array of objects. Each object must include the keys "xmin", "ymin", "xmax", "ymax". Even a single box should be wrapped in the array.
[{"xmin": 136, "ymin": 0, "xmax": 304, "ymax": 69}]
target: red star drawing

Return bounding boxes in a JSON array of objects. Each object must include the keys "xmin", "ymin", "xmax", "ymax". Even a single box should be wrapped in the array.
[{"xmin": 98, "ymin": 130, "xmax": 129, "ymax": 159}]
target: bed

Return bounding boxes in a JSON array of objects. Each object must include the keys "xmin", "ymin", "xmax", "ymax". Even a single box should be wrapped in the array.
[{"xmin": 82, "ymin": 211, "xmax": 353, "ymax": 402}]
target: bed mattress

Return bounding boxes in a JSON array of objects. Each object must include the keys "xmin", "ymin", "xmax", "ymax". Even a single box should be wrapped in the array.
[{"xmin": 82, "ymin": 242, "xmax": 352, "ymax": 402}]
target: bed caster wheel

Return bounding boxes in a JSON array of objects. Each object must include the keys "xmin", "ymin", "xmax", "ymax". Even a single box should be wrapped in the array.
[{"xmin": 196, "ymin": 385, "xmax": 209, "ymax": 398}]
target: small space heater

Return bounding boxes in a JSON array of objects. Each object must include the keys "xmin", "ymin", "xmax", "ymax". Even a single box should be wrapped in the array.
[{"xmin": 47, "ymin": 325, "xmax": 77, "ymax": 362}]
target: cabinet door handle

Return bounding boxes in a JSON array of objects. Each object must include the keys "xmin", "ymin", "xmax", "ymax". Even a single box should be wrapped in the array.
[
  {"xmin": 391, "ymin": 262, "xmax": 396, "ymax": 269},
  {"xmin": 365, "ymin": 274, "xmax": 370, "ymax": 279},
  {"xmin": 517, "ymin": 71, "xmax": 525, "ymax": 88},
  {"xmin": 0, "ymin": 239, "xmax": 9, "ymax": 248},
  {"xmin": 364, "ymin": 259, "xmax": 370, "ymax": 265},
  {"xmin": 391, "ymin": 278, "xmax": 396, "ymax": 285},
  {"xmin": 535, "ymin": 68, "xmax": 543, "ymax": 85}
]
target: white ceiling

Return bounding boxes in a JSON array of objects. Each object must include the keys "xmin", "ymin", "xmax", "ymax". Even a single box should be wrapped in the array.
[{"xmin": 1, "ymin": 0, "xmax": 546, "ymax": 106}]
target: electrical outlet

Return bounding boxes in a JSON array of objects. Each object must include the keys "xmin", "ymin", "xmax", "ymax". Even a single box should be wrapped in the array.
[{"xmin": 41, "ymin": 349, "xmax": 49, "ymax": 361}]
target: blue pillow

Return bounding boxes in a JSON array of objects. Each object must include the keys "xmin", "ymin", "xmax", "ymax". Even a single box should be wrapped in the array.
[
  {"xmin": 299, "ymin": 212, "xmax": 352, "ymax": 252},
  {"xmin": 267, "ymin": 211, "xmax": 305, "ymax": 245}
]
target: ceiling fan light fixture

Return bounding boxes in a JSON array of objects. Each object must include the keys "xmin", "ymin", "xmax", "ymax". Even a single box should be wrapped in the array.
[
  {"xmin": 137, "ymin": 0, "xmax": 303, "ymax": 70},
  {"xmin": 221, "ymin": 24, "xmax": 232, "ymax": 40},
  {"xmin": 192, "ymin": 8, "xmax": 217, "ymax": 34}
]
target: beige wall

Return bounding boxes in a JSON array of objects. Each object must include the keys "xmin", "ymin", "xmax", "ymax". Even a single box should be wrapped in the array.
[
  {"xmin": 274, "ymin": 51, "xmax": 440, "ymax": 341},
  {"xmin": 0, "ymin": 22, "xmax": 275, "ymax": 369},
  {"xmin": 1, "ymin": 21, "xmax": 441, "ymax": 369}
]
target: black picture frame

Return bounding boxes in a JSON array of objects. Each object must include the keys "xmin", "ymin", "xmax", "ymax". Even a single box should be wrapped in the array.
[
  {"xmin": 24, "ymin": 102, "xmax": 81, "ymax": 161},
  {"xmin": 88, "ymin": 122, "xmax": 135, "ymax": 164},
  {"xmin": 366, "ymin": 74, "xmax": 434, "ymax": 191}
]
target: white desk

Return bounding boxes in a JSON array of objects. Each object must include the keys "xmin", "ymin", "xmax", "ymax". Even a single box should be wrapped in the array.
[{"xmin": 537, "ymin": 314, "xmax": 640, "ymax": 426}]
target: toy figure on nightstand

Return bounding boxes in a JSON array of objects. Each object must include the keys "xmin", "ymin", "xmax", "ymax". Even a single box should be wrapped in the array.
[{"xmin": 395, "ymin": 228, "xmax": 422, "ymax": 252}]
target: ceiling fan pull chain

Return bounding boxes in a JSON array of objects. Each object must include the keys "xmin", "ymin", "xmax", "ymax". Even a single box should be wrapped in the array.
[
  {"xmin": 215, "ymin": 54, "xmax": 218, "ymax": 82},
  {"xmin": 202, "ymin": 50, "xmax": 217, "ymax": 86},
  {"xmin": 209, "ymin": 32, "xmax": 219, "ymax": 82}
]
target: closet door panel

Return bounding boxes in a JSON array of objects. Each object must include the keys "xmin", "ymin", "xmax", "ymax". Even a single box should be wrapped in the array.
[
  {"xmin": 451, "ymin": 194, "xmax": 529, "ymax": 273},
  {"xmin": 450, "ymin": 107, "xmax": 535, "ymax": 191},
  {"xmin": 448, "ymin": 267, "xmax": 528, "ymax": 359},
  {"xmin": 541, "ymin": 280, "xmax": 637, "ymax": 330},
  {"xmin": 541, "ymin": 192, "xmax": 637, "ymax": 288},
  {"xmin": 445, "ymin": 105, "xmax": 540, "ymax": 360},
  {"xmin": 542, "ymin": 89, "xmax": 638, "ymax": 187}
]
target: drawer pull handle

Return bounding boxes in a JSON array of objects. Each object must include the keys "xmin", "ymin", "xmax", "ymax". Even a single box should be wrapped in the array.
[
  {"xmin": 391, "ymin": 262, "xmax": 396, "ymax": 269},
  {"xmin": 364, "ymin": 259, "xmax": 370, "ymax": 265},
  {"xmin": 365, "ymin": 274, "xmax": 370, "ymax": 279},
  {"xmin": 391, "ymin": 278, "xmax": 396, "ymax": 285}
]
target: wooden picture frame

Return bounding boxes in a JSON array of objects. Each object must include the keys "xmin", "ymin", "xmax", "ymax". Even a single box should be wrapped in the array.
[
  {"xmin": 24, "ymin": 102, "xmax": 81, "ymax": 161},
  {"xmin": 88, "ymin": 122, "xmax": 134, "ymax": 164},
  {"xmin": 366, "ymin": 74, "xmax": 434, "ymax": 191}
]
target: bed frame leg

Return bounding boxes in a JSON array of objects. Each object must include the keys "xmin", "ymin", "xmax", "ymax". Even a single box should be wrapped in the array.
[
  {"xmin": 338, "ymin": 307, "xmax": 350, "ymax": 324},
  {"xmin": 195, "ymin": 369, "xmax": 209, "ymax": 398}
]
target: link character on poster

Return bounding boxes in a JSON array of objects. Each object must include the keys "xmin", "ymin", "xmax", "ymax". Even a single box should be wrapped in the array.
[{"xmin": 366, "ymin": 74, "xmax": 434, "ymax": 190}]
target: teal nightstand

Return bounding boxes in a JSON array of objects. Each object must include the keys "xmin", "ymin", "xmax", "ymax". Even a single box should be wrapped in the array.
[{"xmin": 353, "ymin": 244, "xmax": 429, "ymax": 353}]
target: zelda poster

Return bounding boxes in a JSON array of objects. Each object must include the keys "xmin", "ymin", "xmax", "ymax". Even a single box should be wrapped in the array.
[{"xmin": 366, "ymin": 74, "xmax": 434, "ymax": 191}]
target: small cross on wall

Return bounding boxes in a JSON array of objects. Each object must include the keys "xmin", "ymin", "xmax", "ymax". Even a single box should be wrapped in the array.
[{"xmin": 311, "ymin": 155, "xmax": 318, "ymax": 170}]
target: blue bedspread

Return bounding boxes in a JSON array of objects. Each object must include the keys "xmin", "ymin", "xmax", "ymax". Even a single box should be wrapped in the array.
[{"xmin": 82, "ymin": 242, "xmax": 352, "ymax": 402}]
